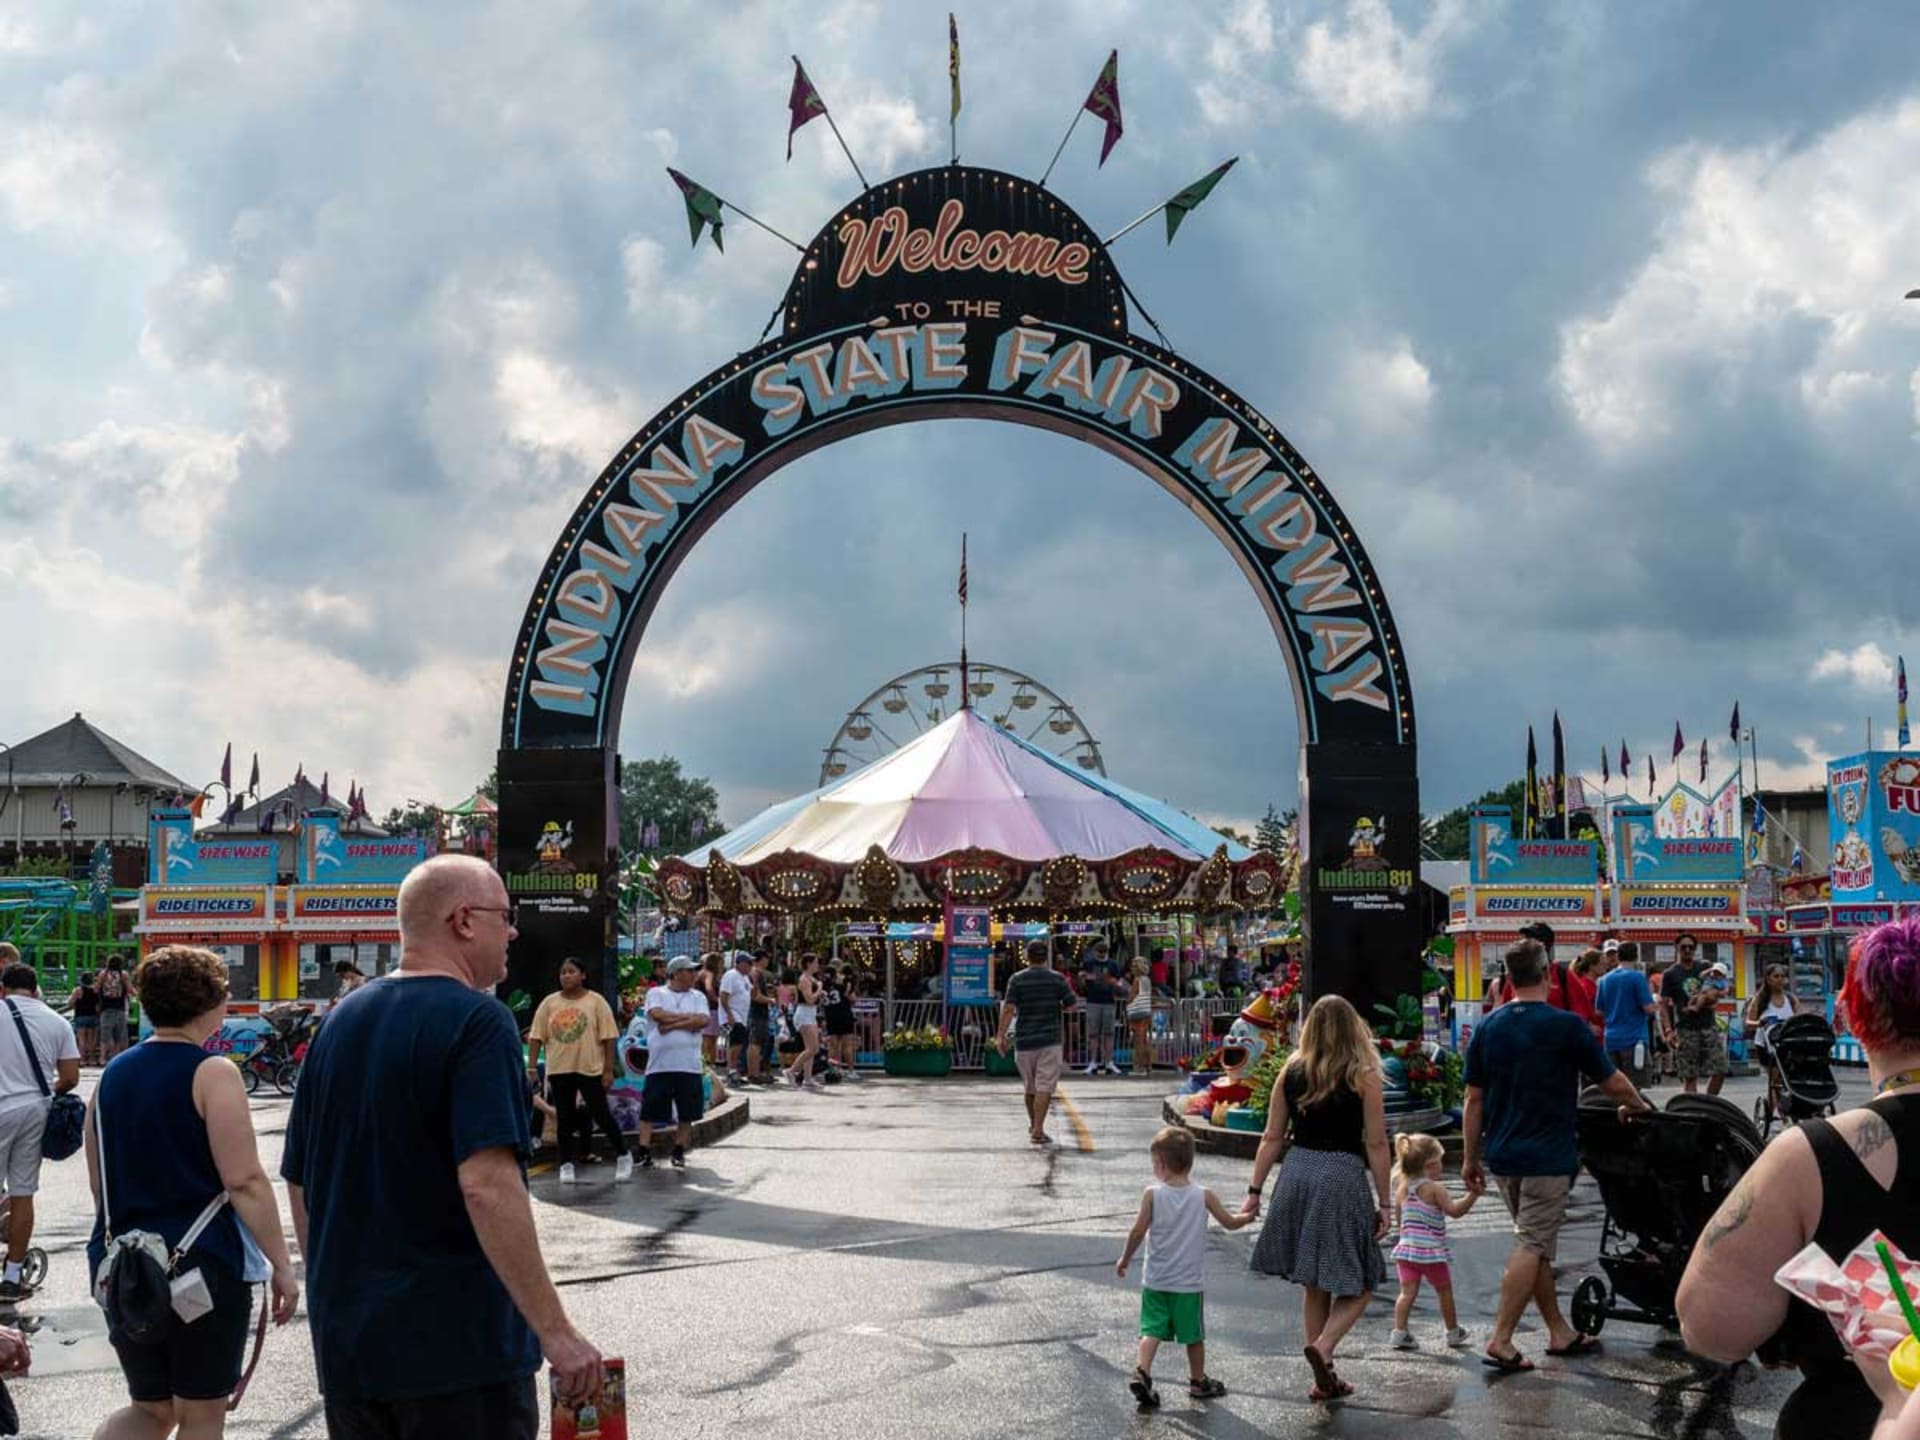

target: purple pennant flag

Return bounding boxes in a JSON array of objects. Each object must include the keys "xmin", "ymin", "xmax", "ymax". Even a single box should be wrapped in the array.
[
  {"xmin": 1647, "ymin": 755, "xmax": 1655, "ymax": 797},
  {"xmin": 1699, "ymin": 736, "xmax": 1708, "ymax": 783},
  {"xmin": 1082, "ymin": 51, "xmax": 1123, "ymax": 164},
  {"xmin": 1729, "ymin": 701, "xmax": 1741, "ymax": 744},
  {"xmin": 1620, "ymin": 739, "xmax": 1630, "ymax": 777},
  {"xmin": 1671, "ymin": 721, "xmax": 1685, "ymax": 763},
  {"xmin": 1601, "ymin": 746, "xmax": 1610, "ymax": 785}
]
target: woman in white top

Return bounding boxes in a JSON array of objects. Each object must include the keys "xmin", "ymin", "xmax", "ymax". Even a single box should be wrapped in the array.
[
  {"xmin": 1746, "ymin": 963, "xmax": 1799, "ymax": 1127},
  {"xmin": 785, "ymin": 954, "xmax": 825, "ymax": 1092}
]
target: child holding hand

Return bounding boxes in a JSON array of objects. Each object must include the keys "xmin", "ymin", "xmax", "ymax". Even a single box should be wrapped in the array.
[
  {"xmin": 1116, "ymin": 1126, "xmax": 1253, "ymax": 1408},
  {"xmin": 1388, "ymin": 1132, "xmax": 1480, "ymax": 1350}
]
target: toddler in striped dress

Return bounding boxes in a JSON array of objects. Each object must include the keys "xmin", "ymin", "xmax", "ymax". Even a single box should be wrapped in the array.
[{"xmin": 1388, "ymin": 1133, "xmax": 1481, "ymax": 1350}]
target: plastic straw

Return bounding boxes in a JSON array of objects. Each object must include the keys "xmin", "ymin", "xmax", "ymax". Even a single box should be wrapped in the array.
[{"xmin": 1877, "ymin": 1241, "xmax": 1920, "ymax": 1341}]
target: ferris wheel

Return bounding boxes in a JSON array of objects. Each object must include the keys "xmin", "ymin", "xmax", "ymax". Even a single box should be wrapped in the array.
[{"xmin": 821, "ymin": 661, "xmax": 1106, "ymax": 786}]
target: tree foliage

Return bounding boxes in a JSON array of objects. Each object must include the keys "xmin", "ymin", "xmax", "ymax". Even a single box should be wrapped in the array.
[
  {"xmin": 621, "ymin": 755, "xmax": 724, "ymax": 855},
  {"xmin": 1424, "ymin": 779, "xmax": 1527, "ymax": 860},
  {"xmin": 1254, "ymin": 804, "xmax": 1297, "ymax": 857}
]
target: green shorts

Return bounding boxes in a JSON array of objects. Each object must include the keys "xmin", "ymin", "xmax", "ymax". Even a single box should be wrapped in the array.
[{"xmin": 1140, "ymin": 1287, "xmax": 1205, "ymax": 1344}]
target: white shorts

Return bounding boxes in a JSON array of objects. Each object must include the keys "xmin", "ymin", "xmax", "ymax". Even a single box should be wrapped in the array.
[
  {"xmin": 0, "ymin": 1104, "xmax": 49, "ymax": 1198},
  {"xmin": 794, "ymin": 1005, "xmax": 818, "ymax": 1030}
]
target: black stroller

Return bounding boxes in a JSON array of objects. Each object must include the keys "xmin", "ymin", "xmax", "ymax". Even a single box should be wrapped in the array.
[
  {"xmin": 1753, "ymin": 1013, "xmax": 1840, "ymax": 1138},
  {"xmin": 1569, "ymin": 1092, "xmax": 1763, "ymax": 1337}
]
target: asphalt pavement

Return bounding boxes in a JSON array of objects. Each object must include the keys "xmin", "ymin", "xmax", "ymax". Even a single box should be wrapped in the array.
[{"xmin": 4, "ymin": 1065, "xmax": 1866, "ymax": 1438}]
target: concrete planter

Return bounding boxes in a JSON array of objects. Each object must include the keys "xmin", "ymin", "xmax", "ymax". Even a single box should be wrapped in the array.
[{"xmin": 883, "ymin": 1049, "xmax": 954, "ymax": 1078}]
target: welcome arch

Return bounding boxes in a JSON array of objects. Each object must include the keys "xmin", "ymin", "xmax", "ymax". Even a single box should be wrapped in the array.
[{"xmin": 498, "ymin": 165, "xmax": 1421, "ymax": 1013}]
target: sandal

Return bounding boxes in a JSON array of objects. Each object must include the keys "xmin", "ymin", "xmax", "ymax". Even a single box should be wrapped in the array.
[
  {"xmin": 1546, "ymin": 1335, "xmax": 1599, "ymax": 1358},
  {"xmin": 1188, "ymin": 1375, "xmax": 1227, "ymax": 1399},
  {"xmin": 1303, "ymin": 1344, "xmax": 1338, "ymax": 1396},
  {"xmin": 1482, "ymin": 1348, "xmax": 1536, "ymax": 1374},
  {"xmin": 1129, "ymin": 1366, "xmax": 1161, "ymax": 1409},
  {"xmin": 1308, "ymin": 1377, "xmax": 1354, "ymax": 1402}
]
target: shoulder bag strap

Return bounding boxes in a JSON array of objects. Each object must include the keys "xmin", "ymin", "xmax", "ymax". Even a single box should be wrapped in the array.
[
  {"xmin": 95, "ymin": 1088, "xmax": 113, "ymax": 1241},
  {"xmin": 170, "ymin": 1192, "xmax": 231, "ymax": 1270},
  {"xmin": 3, "ymin": 1002, "xmax": 50, "ymax": 1099}
]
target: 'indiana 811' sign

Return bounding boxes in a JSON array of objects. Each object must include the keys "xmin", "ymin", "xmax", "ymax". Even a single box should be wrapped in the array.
[{"xmin": 499, "ymin": 164, "xmax": 1420, "ymax": 1017}]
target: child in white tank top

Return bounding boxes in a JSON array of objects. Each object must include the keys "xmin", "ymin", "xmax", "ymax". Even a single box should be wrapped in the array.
[{"xmin": 1115, "ymin": 1125, "xmax": 1253, "ymax": 1408}]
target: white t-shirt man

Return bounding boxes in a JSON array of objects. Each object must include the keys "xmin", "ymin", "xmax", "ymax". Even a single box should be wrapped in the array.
[
  {"xmin": 644, "ymin": 985, "xmax": 710, "ymax": 1075},
  {"xmin": 0, "ymin": 993, "xmax": 79, "ymax": 1117},
  {"xmin": 718, "ymin": 964, "xmax": 754, "ymax": 1028}
]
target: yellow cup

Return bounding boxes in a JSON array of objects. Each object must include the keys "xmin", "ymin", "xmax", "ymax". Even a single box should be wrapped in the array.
[{"xmin": 1889, "ymin": 1335, "xmax": 1920, "ymax": 1392}]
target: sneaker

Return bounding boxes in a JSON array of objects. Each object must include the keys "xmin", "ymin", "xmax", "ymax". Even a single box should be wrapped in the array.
[
  {"xmin": 1082, "ymin": 1062, "xmax": 1099, "ymax": 1076},
  {"xmin": 670, "ymin": 1147, "xmax": 687, "ymax": 1169},
  {"xmin": 558, "ymin": 1163, "xmax": 577, "ymax": 1186},
  {"xmin": 803, "ymin": 1077, "xmax": 825, "ymax": 1093},
  {"xmin": 637, "ymin": 1149, "xmax": 654, "ymax": 1170},
  {"xmin": 1444, "ymin": 1326, "xmax": 1471, "ymax": 1348},
  {"xmin": 1389, "ymin": 1328, "xmax": 1415, "ymax": 1351},
  {"xmin": 844, "ymin": 1069, "xmax": 864, "ymax": 1082},
  {"xmin": 0, "ymin": 1280, "xmax": 30, "ymax": 1305},
  {"xmin": 614, "ymin": 1153, "xmax": 634, "ymax": 1183},
  {"xmin": 1104, "ymin": 1064, "xmax": 1125, "ymax": 1076}
]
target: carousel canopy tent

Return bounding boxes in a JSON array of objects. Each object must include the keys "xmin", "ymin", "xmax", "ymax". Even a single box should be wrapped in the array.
[{"xmin": 684, "ymin": 710, "xmax": 1250, "ymax": 867}]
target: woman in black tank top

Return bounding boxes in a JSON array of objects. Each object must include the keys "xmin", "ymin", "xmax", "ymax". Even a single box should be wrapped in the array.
[{"xmin": 1677, "ymin": 917, "xmax": 1920, "ymax": 1438}]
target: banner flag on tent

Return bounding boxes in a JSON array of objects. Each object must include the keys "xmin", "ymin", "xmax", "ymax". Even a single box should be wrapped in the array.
[
  {"xmin": 220, "ymin": 743, "xmax": 232, "ymax": 792},
  {"xmin": 1900, "ymin": 656, "xmax": 1910, "ymax": 749},
  {"xmin": 1647, "ymin": 755, "xmax": 1655, "ymax": 797},
  {"xmin": 949, "ymin": 14, "xmax": 961, "ymax": 122},
  {"xmin": 668, "ymin": 169, "xmax": 725, "ymax": 252},
  {"xmin": 1753, "ymin": 792, "xmax": 1768, "ymax": 836},
  {"xmin": 1620, "ymin": 739, "xmax": 1630, "ymax": 778},
  {"xmin": 958, "ymin": 534, "xmax": 968, "ymax": 607},
  {"xmin": 1083, "ymin": 51, "xmax": 1123, "ymax": 164},
  {"xmin": 1699, "ymin": 736, "xmax": 1709, "ymax": 783},
  {"xmin": 1601, "ymin": 746, "xmax": 1610, "ymax": 786},
  {"xmin": 1730, "ymin": 700, "xmax": 1741, "ymax": 744},
  {"xmin": 1164, "ymin": 158, "xmax": 1237, "ymax": 242},
  {"xmin": 1672, "ymin": 721, "xmax": 1685, "ymax": 764},
  {"xmin": 1549, "ymin": 710, "xmax": 1567, "ymax": 840},
  {"xmin": 248, "ymin": 752, "xmax": 260, "ymax": 796}
]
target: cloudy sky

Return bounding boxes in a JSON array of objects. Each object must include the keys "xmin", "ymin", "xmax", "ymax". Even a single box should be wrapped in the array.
[{"xmin": 4, "ymin": 1, "xmax": 1918, "ymax": 834}]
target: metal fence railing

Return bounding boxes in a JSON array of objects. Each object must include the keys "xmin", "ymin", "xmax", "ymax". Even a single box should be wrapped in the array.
[{"xmin": 825, "ymin": 995, "xmax": 1241, "ymax": 1072}]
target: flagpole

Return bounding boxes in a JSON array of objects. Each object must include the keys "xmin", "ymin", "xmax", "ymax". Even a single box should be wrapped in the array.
[
  {"xmin": 794, "ymin": 59, "xmax": 869, "ymax": 189},
  {"xmin": 1038, "ymin": 108, "xmax": 1084, "ymax": 188},
  {"xmin": 717, "ymin": 200, "xmax": 805, "ymax": 253},
  {"xmin": 1102, "ymin": 201, "xmax": 1169, "ymax": 247}
]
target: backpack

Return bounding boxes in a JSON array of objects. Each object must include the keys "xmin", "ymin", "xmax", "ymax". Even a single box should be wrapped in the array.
[
  {"xmin": 98, "ymin": 970, "xmax": 127, "ymax": 1003},
  {"xmin": 1498, "ymin": 962, "xmax": 1573, "ymax": 1013},
  {"xmin": 92, "ymin": 1093, "xmax": 229, "ymax": 1344}
]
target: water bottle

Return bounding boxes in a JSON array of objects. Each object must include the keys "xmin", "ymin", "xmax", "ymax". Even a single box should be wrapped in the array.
[{"xmin": 1633, "ymin": 1042, "xmax": 1646, "ymax": 1071}]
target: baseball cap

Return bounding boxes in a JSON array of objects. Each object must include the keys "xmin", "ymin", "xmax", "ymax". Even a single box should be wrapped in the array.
[
  {"xmin": 731, "ymin": 951, "xmax": 753, "ymax": 965},
  {"xmin": 666, "ymin": 956, "xmax": 699, "ymax": 975},
  {"xmin": 1704, "ymin": 962, "xmax": 1730, "ymax": 980},
  {"xmin": 1601, "ymin": 939, "xmax": 1620, "ymax": 954}
]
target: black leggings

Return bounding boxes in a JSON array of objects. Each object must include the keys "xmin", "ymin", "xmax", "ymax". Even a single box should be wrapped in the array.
[{"xmin": 548, "ymin": 1073, "xmax": 627, "ymax": 1163}]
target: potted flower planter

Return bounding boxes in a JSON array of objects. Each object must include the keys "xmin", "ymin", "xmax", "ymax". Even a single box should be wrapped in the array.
[
  {"xmin": 983, "ymin": 1047, "xmax": 1021, "ymax": 1077},
  {"xmin": 883, "ymin": 1048, "xmax": 953, "ymax": 1078}
]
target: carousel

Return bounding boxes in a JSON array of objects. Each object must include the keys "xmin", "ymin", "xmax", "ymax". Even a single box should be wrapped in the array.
[{"xmin": 653, "ymin": 708, "xmax": 1285, "ymax": 927}]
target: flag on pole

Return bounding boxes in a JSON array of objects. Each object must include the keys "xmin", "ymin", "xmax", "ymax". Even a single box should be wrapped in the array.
[
  {"xmin": 1900, "ymin": 656, "xmax": 1910, "ymax": 748},
  {"xmin": 1752, "ymin": 793, "xmax": 1767, "ymax": 836},
  {"xmin": 1730, "ymin": 701, "xmax": 1741, "ymax": 744},
  {"xmin": 1549, "ymin": 710, "xmax": 1567, "ymax": 840},
  {"xmin": 188, "ymin": 790, "xmax": 206, "ymax": 820},
  {"xmin": 958, "ymin": 535, "xmax": 968, "ymax": 607},
  {"xmin": 248, "ymin": 751, "xmax": 260, "ymax": 796},
  {"xmin": 320, "ymin": 771, "xmax": 330, "ymax": 806},
  {"xmin": 1672, "ymin": 721, "xmax": 1685, "ymax": 764},
  {"xmin": 221, "ymin": 793, "xmax": 243, "ymax": 826},
  {"xmin": 1523, "ymin": 726, "xmax": 1539, "ymax": 840},
  {"xmin": 948, "ymin": 14, "xmax": 961, "ymax": 122},
  {"xmin": 1791, "ymin": 844, "xmax": 1805, "ymax": 873},
  {"xmin": 1164, "ymin": 158, "xmax": 1238, "ymax": 243},
  {"xmin": 787, "ymin": 57, "xmax": 827, "ymax": 159},
  {"xmin": 220, "ymin": 743, "xmax": 232, "ymax": 792},
  {"xmin": 1647, "ymin": 755, "xmax": 1655, "ymax": 797},
  {"xmin": 1601, "ymin": 746, "xmax": 1610, "ymax": 786},
  {"xmin": 1082, "ymin": 50, "xmax": 1123, "ymax": 165},
  {"xmin": 1620, "ymin": 739, "xmax": 1630, "ymax": 778},
  {"xmin": 667, "ymin": 168, "xmax": 725, "ymax": 252},
  {"xmin": 1699, "ymin": 736, "xmax": 1709, "ymax": 784}
]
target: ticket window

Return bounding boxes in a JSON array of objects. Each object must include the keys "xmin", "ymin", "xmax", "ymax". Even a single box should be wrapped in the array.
[
  {"xmin": 299, "ymin": 942, "xmax": 397, "ymax": 1000},
  {"xmin": 210, "ymin": 944, "xmax": 262, "ymax": 1001}
]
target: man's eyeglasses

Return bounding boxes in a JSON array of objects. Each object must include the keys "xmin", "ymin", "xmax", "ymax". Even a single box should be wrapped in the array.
[{"xmin": 455, "ymin": 904, "xmax": 518, "ymax": 927}]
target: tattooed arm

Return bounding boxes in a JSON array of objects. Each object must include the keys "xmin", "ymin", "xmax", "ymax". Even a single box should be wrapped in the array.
[{"xmin": 1677, "ymin": 1127, "xmax": 1820, "ymax": 1364}]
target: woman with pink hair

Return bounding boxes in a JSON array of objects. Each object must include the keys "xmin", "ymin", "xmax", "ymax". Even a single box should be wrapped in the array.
[{"xmin": 1678, "ymin": 915, "xmax": 1920, "ymax": 1439}]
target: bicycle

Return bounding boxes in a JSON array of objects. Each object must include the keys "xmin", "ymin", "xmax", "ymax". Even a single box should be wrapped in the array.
[{"xmin": 233, "ymin": 1007, "xmax": 321, "ymax": 1097}]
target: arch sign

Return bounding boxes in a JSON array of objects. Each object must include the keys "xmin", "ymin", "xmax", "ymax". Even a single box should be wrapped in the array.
[{"xmin": 498, "ymin": 165, "xmax": 1421, "ymax": 1013}]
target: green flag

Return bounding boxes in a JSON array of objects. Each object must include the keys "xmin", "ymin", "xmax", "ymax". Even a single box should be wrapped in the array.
[
  {"xmin": 667, "ymin": 167, "xmax": 725, "ymax": 252},
  {"xmin": 1164, "ymin": 157, "xmax": 1238, "ymax": 243}
]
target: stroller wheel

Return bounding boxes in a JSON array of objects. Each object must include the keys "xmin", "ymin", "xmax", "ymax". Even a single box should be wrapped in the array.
[
  {"xmin": 1571, "ymin": 1276, "xmax": 1608, "ymax": 1338},
  {"xmin": 19, "ymin": 1249, "xmax": 47, "ymax": 1291}
]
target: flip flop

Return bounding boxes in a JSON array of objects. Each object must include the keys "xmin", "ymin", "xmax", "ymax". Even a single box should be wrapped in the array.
[
  {"xmin": 1482, "ymin": 1349, "xmax": 1535, "ymax": 1374},
  {"xmin": 1546, "ymin": 1336, "xmax": 1599, "ymax": 1358},
  {"xmin": 1308, "ymin": 1378, "xmax": 1354, "ymax": 1402},
  {"xmin": 1303, "ymin": 1344, "xmax": 1338, "ymax": 1396}
]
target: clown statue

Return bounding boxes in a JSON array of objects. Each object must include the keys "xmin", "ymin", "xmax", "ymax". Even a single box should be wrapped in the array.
[{"xmin": 1186, "ymin": 989, "xmax": 1289, "ymax": 1124}]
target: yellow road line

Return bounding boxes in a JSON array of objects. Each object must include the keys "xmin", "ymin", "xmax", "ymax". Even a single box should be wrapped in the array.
[{"xmin": 1057, "ymin": 1088, "xmax": 1095, "ymax": 1153}]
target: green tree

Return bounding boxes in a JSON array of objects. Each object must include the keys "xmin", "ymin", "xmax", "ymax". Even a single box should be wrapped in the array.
[
  {"xmin": 1254, "ymin": 804, "xmax": 1296, "ymax": 857},
  {"xmin": 621, "ymin": 756, "xmax": 724, "ymax": 855},
  {"xmin": 1424, "ymin": 779, "xmax": 1528, "ymax": 860}
]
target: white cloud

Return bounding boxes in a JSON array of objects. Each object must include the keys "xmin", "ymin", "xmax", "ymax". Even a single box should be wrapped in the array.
[
  {"xmin": 0, "ymin": 124, "xmax": 123, "ymax": 232},
  {"xmin": 1353, "ymin": 334, "xmax": 1434, "ymax": 419},
  {"xmin": 1559, "ymin": 99, "xmax": 1920, "ymax": 451},
  {"xmin": 1813, "ymin": 642, "xmax": 1897, "ymax": 690},
  {"xmin": 1295, "ymin": 0, "xmax": 1472, "ymax": 126}
]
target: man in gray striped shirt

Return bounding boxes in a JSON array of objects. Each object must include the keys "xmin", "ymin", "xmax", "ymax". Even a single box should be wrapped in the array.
[{"xmin": 994, "ymin": 941, "xmax": 1078, "ymax": 1147}]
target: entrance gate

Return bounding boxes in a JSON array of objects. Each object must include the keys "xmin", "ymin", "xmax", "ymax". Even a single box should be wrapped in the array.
[{"xmin": 498, "ymin": 166, "xmax": 1420, "ymax": 1014}]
